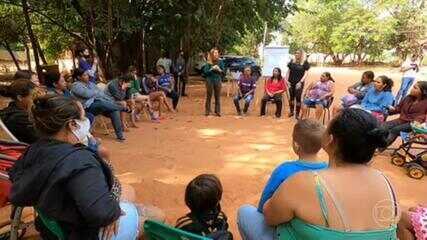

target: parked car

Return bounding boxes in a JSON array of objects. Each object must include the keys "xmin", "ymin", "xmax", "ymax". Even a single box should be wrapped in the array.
[{"xmin": 221, "ymin": 55, "xmax": 262, "ymax": 79}]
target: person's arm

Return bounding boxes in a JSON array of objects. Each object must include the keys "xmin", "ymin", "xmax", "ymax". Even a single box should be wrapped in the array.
[
  {"xmin": 71, "ymin": 83, "xmax": 97, "ymax": 99},
  {"xmin": 265, "ymin": 79, "xmax": 273, "ymax": 96},
  {"xmin": 348, "ymin": 82, "xmax": 360, "ymax": 95},
  {"xmin": 388, "ymin": 98, "xmax": 404, "ymax": 115},
  {"xmin": 245, "ymin": 80, "xmax": 257, "ymax": 97},
  {"xmin": 321, "ymin": 82, "xmax": 335, "ymax": 99},
  {"xmin": 273, "ymin": 80, "xmax": 286, "ymax": 95},
  {"xmin": 302, "ymin": 81, "xmax": 315, "ymax": 98},
  {"xmin": 372, "ymin": 92, "xmax": 395, "ymax": 113},
  {"xmin": 157, "ymin": 83, "xmax": 170, "ymax": 93},
  {"xmin": 10, "ymin": 113, "xmax": 39, "ymax": 144},
  {"xmin": 66, "ymin": 160, "xmax": 121, "ymax": 228},
  {"xmin": 381, "ymin": 92, "xmax": 395, "ymax": 113},
  {"xmin": 141, "ymin": 78, "xmax": 149, "ymax": 94},
  {"xmin": 299, "ymin": 61, "xmax": 310, "ymax": 84},
  {"xmin": 264, "ymin": 174, "xmax": 300, "ymax": 226},
  {"xmin": 201, "ymin": 63, "xmax": 213, "ymax": 78},
  {"xmin": 400, "ymin": 63, "xmax": 413, "ymax": 73},
  {"xmin": 258, "ymin": 164, "xmax": 292, "ymax": 212},
  {"xmin": 107, "ymin": 82, "xmax": 124, "ymax": 101}
]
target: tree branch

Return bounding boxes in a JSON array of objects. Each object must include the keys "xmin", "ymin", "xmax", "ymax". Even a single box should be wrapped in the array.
[{"xmin": 0, "ymin": 0, "xmax": 93, "ymax": 48}]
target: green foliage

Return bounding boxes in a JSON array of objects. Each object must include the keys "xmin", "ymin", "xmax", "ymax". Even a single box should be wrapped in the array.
[
  {"xmin": 283, "ymin": 0, "xmax": 426, "ymax": 64},
  {"xmin": 0, "ymin": 0, "xmax": 296, "ymax": 75},
  {"xmin": 0, "ymin": 4, "xmax": 26, "ymax": 48}
]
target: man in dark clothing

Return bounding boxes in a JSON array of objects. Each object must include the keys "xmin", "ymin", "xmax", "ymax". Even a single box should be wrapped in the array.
[
  {"xmin": 9, "ymin": 139, "xmax": 121, "ymax": 239},
  {"xmin": 0, "ymin": 102, "xmax": 38, "ymax": 144},
  {"xmin": 174, "ymin": 51, "xmax": 187, "ymax": 96}
]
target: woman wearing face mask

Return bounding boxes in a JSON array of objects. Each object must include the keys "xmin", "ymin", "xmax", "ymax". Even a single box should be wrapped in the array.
[
  {"xmin": 9, "ymin": 95, "xmax": 164, "ymax": 240},
  {"xmin": 0, "ymin": 79, "xmax": 38, "ymax": 143}
]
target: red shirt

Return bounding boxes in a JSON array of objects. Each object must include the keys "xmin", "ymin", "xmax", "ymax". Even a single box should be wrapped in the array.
[{"xmin": 265, "ymin": 78, "xmax": 286, "ymax": 93}]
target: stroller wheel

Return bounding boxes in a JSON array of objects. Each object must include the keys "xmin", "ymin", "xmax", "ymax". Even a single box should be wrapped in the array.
[
  {"xmin": 408, "ymin": 164, "xmax": 425, "ymax": 179},
  {"xmin": 391, "ymin": 155, "xmax": 405, "ymax": 166}
]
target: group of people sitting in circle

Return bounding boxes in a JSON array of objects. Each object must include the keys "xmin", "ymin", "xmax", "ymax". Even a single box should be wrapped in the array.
[
  {"xmin": 0, "ymin": 60, "xmax": 181, "ymax": 143},
  {"xmin": 5, "ymin": 98, "xmax": 426, "ymax": 239},
  {"xmin": 0, "ymin": 49, "xmax": 425, "ymax": 239}
]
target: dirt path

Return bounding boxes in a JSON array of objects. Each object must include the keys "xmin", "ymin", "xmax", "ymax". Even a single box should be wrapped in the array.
[{"xmin": 98, "ymin": 67, "xmax": 427, "ymax": 239}]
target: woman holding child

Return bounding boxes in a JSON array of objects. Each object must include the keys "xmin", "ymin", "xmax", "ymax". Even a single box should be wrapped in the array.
[{"xmin": 238, "ymin": 109, "xmax": 399, "ymax": 240}]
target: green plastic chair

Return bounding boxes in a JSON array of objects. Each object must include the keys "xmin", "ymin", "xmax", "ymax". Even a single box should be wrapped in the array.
[
  {"xmin": 36, "ymin": 208, "xmax": 66, "ymax": 240},
  {"xmin": 144, "ymin": 220, "xmax": 212, "ymax": 240}
]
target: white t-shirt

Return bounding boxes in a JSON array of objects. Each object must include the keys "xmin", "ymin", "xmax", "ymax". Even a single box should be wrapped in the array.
[
  {"xmin": 157, "ymin": 58, "xmax": 172, "ymax": 73},
  {"xmin": 402, "ymin": 60, "xmax": 419, "ymax": 78}
]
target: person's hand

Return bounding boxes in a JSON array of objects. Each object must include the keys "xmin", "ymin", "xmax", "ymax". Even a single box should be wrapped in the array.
[
  {"xmin": 93, "ymin": 57, "xmax": 98, "ymax": 65},
  {"xmin": 388, "ymin": 106, "xmax": 396, "ymax": 112},
  {"xmin": 296, "ymin": 82, "xmax": 302, "ymax": 90},
  {"xmin": 100, "ymin": 219, "xmax": 119, "ymax": 240},
  {"xmin": 100, "ymin": 210, "xmax": 125, "ymax": 240}
]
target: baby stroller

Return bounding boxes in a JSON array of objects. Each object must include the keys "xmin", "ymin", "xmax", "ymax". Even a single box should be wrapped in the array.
[{"xmin": 391, "ymin": 123, "xmax": 427, "ymax": 179}]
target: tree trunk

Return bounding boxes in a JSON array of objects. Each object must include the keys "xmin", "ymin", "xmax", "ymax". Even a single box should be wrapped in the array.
[
  {"xmin": 142, "ymin": 29, "xmax": 146, "ymax": 73},
  {"xmin": 24, "ymin": 41, "xmax": 32, "ymax": 71},
  {"xmin": 36, "ymin": 37, "xmax": 47, "ymax": 65},
  {"xmin": 22, "ymin": 0, "xmax": 41, "ymax": 79},
  {"xmin": 3, "ymin": 41, "xmax": 21, "ymax": 71}
]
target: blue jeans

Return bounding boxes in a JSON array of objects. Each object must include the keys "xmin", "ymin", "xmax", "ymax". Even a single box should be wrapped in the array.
[
  {"xmin": 395, "ymin": 77, "xmax": 415, "ymax": 106},
  {"xmin": 303, "ymin": 98, "xmax": 328, "ymax": 108},
  {"xmin": 234, "ymin": 94, "xmax": 254, "ymax": 114},
  {"xmin": 87, "ymin": 99, "xmax": 124, "ymax": 139},
  {"xmin": 237, "ymin": 205, "xmax": 276, "ymax": 240}
]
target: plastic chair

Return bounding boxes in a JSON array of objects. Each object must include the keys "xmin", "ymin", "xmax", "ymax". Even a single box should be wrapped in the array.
[
  {"xmin": 143, "ymin": 220, "xmax": 211, "ymax": 240},
  {"xmin": 306, "ymin": 97, "xmax": 334, "ymax": 124}
]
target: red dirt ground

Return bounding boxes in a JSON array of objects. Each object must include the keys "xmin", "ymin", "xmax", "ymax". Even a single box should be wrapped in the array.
[{"xmin": 93, "ymin": 66, "xmax": 427, "ymax": 239}]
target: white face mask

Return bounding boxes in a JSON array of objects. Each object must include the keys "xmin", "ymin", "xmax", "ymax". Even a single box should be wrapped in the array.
[{"xmin": 72, "ymin": 117, "xmax": 91, "ymax": 143}]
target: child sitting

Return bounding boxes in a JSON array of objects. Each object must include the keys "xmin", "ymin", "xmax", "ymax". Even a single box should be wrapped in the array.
[
  {"xmin": 237, "ymin": 120, "xmax": 328, "ymax": 239},
  {"xmin": 258, "ymin": 119, "xmax": 328, "ymax": 212},
  {"xmin": 176, "ymin": 174, "xmax": 233, "ymax": 240}
]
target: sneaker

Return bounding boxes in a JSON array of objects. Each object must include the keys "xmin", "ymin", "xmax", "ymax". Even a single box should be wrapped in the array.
[
  {"xmin": 215, "ymin": 113, "xmax": 221, "ymax": 117},
  {"xmin": 117, "ymin": 136, "xmax": 126, "ymax": 142}
]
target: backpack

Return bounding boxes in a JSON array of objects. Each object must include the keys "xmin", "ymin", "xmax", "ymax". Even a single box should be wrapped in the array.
[{"xmin": 176, "ymin": 210, "xmax": 233, "ymax": 240}]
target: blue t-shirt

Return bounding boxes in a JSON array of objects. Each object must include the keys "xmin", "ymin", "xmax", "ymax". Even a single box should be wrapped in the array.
[
  {"xmin": 258, "ymin": 160, "xmax": 328, "ymax": 213},
  {"xmin": 361, "ymin": 87, "xmax": 394, "ymax": 113}
]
